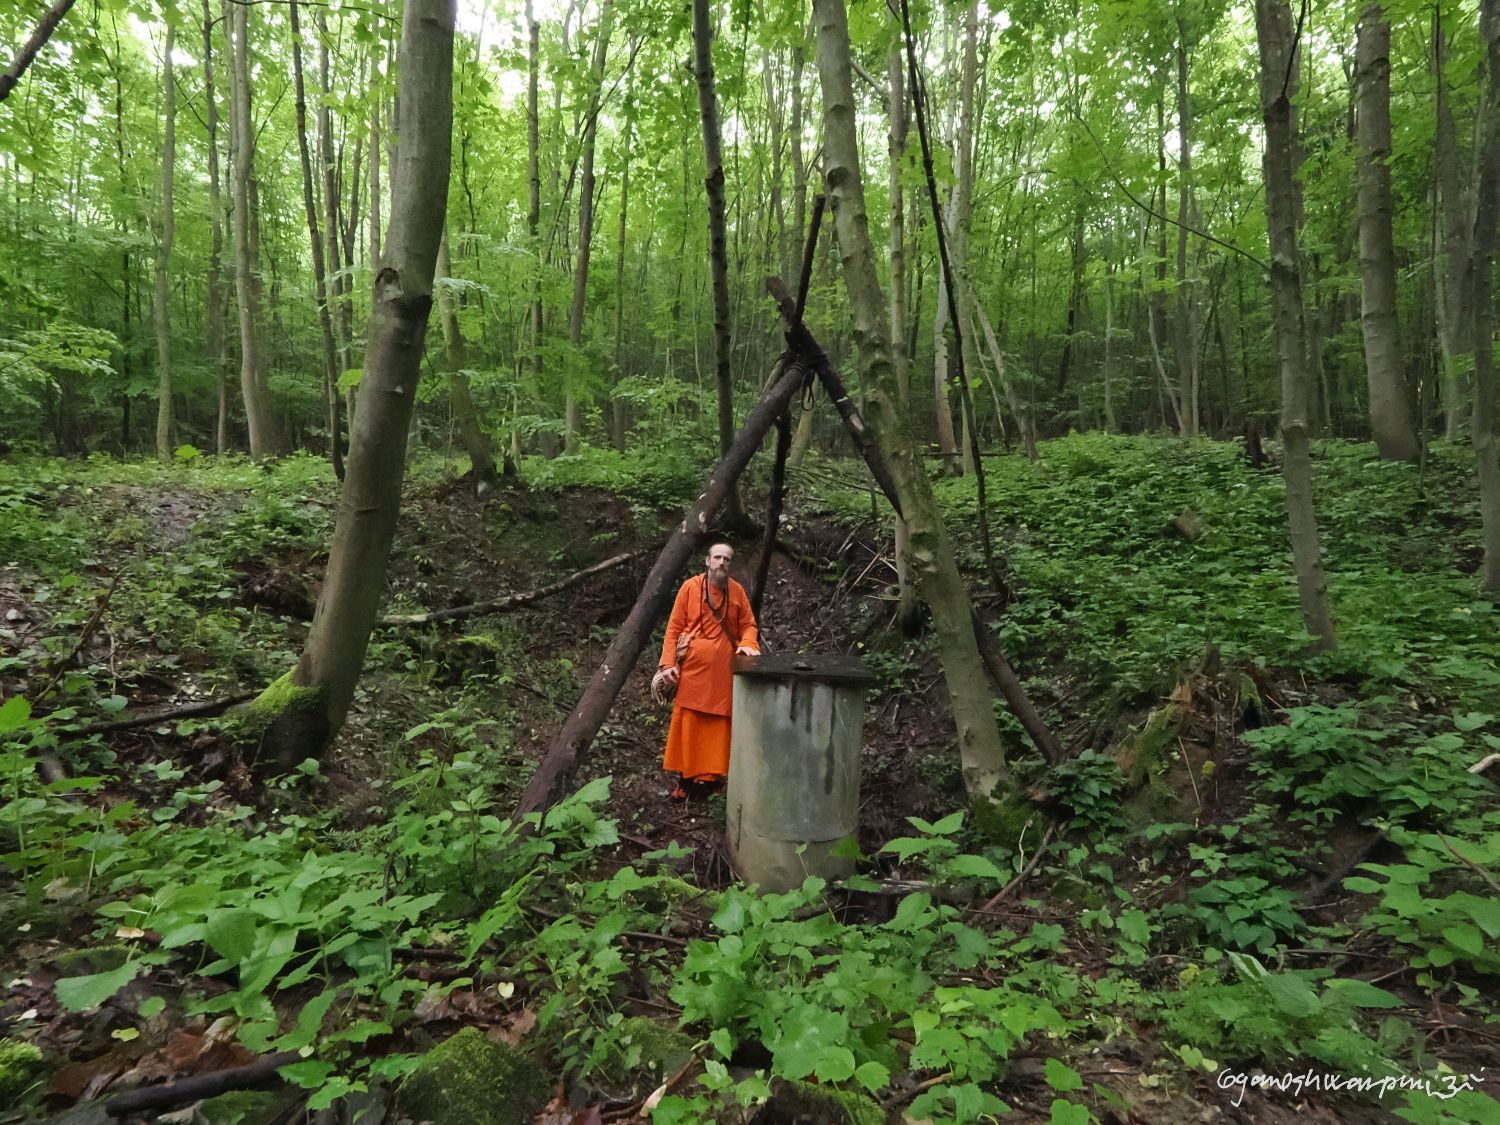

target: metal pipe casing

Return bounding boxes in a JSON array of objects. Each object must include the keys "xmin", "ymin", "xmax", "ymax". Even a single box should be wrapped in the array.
[{"xmin": 726, "ymin": 654, "xmax": 875, "ymax": 893}]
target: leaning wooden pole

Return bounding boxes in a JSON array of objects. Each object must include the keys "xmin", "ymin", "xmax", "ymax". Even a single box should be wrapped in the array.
[
  {"xmin": 514, "ymin": 358, "xmax": 809, "ymax": 817},
  {"xmin": 768, "ymin": 279, "xmax": 1063, "ymax": 766}
]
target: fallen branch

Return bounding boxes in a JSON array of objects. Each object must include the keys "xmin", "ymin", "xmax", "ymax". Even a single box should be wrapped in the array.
[
  {"xmin": 71, "ymin": 691, "xmax": 258, "ymax": 737},
  {"xmin": 975, "ymin": 823, "xmax": 1057, "ymax": 914},
  {"xmin": 32, "ymin": 571, "xmax": 123, "ymax": 703},
  {"xmin": 378, "ymin": 550, "xmax": 647, "ymax": 626},
  {"xmin": 104, "ymin": 1051, "xmax": 301, "ymax": 1118},
  {"xmin": 1437, "ymin": 832, "xmax": 1500, "ymax": 897}
]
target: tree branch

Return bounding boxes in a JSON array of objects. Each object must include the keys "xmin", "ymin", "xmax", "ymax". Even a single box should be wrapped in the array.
[
  {"xmin": 1072, "ymin": 110, "xmax": 1270, "ymax": 272},
  {"xmin": 0, "ymin": 0, "xmax": 77, "ymax": 103}
]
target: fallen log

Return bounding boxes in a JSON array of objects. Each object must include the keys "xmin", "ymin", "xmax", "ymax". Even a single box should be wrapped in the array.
[
  {"xmin": 378, "ymin": 550, "xmax": 648, "ymax": 626},
  {"xmin": 104, "ymin": 1051, "xmax": 301, "ymax": 1118},
  {"xmin": 72, "ymin": 691, "xmax": 259, "ymax": 737}
]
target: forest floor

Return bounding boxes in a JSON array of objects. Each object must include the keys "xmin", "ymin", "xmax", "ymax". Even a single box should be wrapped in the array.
[{"xmin": 1, "ymin": 436, "xmax": 1498, "ymax": 1124}]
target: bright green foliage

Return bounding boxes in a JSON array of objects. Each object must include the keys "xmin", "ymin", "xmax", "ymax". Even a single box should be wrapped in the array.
[{"xmin": 0, "ymin": 1039, "xmax": 45, "ymax": 1105}]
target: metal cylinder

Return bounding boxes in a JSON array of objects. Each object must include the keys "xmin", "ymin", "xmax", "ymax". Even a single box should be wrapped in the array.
[{"xmin": 726, "ymin": 654, "xmax": 875, "ymax": 893}]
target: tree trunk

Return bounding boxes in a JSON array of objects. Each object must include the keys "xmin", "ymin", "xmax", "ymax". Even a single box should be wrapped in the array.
[
  {"xmin": 526, "ymin": 0, "xmax": 544, "ymax": 426},
  {"xmin": 1355, "ymin": 2, "xmax": 1420, "ymax": 460},
  {"xmin": 1174, "ymin": 22, "xmax": 1200, "ymax": 437},
  {"xmin": 202, "ymin": 0, "xmax": 230, "ymax": 455},
  {"xmin": 1434, "ymin": 7, "xmax": 1473, "ymax": 439},
  {"xmin": 437, "ymin": 231, "xmax": 498, "ymax": 483},
  {"xmin": 318, "ymin": 14, "xmax": 351, "ymax": 383},
  {"xmin": 887, "ymin": 47, "xmax": 920, "ymax": 633},
  {"xmin": 565, "ymin": 0, "xmax": 615, "ymax": 453},
  {"xmin": 152, "ymin": 24, "xmax": 175, "ymax": 461},
  {"xmin": 693, "ymin": 0, "xmax": 739, "ymax": 488},
  {"xmin": 291, "ymin": 1, "xmax": 344, "ymax": 480},
  {"xmin": 611, "ymin": 72, "xmax": 635, "ymax": 452},
  {"xmin": 1473, "ymin": 0, "xmax": 1500, "ymax": 591},
  {"xmin": 1255, "ymin": 0, "xmax": 1337, "ymax": 650},
  {"xmin": 245, "ymin": 0, "xmax": 454, "ymax": 770},
  {"xmin": 816, "ymin": 0, "xmax": 1011, "ymax": 801},
  {"xmin": 226, "ymin": 0, "xmax": 281, "ymax": 456}
]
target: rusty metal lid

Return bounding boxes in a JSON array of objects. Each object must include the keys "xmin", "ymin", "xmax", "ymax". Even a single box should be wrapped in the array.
[{"xmin": 731, "ymin": 652, "xmax": 878, "ymax": 686}]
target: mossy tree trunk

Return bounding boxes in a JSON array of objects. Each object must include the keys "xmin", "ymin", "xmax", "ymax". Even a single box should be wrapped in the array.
[
  {"xmin": 1473, "ymin": 0, "xmax": 1500, "ymax": 591},
  {"xmin": 246, "ymin": 0, "xmax": 454, "ymax": 771},
  {"xmin": 813, "ymin": 0, "xmax": 1011, "ymax": 800}
]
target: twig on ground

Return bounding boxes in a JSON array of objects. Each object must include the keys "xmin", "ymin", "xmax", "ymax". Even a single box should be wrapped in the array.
[
  {"xmin": 72, "ymin": 691, "xmax": 258, "ymax": 736},
  {"xmin": 1437, "ymin": 832, "xmax": 1500, "ymax": 896},
  {"xmin": 976, "ymin": 823, "xmax": 1057, "ymax": 914},
  {"xmin": 32, "ymin": 571, "xmax": 124, "ymax": 702},
  {"xmin": 378, "ymin": 551, "xmax": 646, "ymax": 626}
]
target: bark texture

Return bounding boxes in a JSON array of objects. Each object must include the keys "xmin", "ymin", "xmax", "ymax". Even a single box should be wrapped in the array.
[
  {"xmin": 1255, "ymin": 0, "xmax": 1337, "ymax": 650},
  {"xmin": 437, "ymin": 231, "xmax": 499, "ymax": 483},
  {"xmin": 1355, "ymin": 3, "xmax": 1420, "ymax": 460},
  {"xmin": 226, "ymin": 0, "xmax": 281, "ymax": 456},
  {"xmin": 816, "ymin": 0, "xmax": 1010, "ymax": 799},
  {"xmin": 1473, "ymin": 0, "xmax": 1500, "ymax": 591},
  {"xmin": 152, "ymin": 24, "xmax": 176, "ymax": 461},
  {"xmin": 248, "ymin": 0, "xmax": 455, "ymax": 770}
]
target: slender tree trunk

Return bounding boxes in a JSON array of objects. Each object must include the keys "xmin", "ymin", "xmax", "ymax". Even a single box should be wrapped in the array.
[
  {"xmin": 202, "ymin": 0, "xmax": 230, "ymax": 454},
  {"xmin": 1174, "ymin": 22, "xmax": 1200, "ymax": 437},
  {"xmin": 291, "ymin": 1, "xmax": 344, "ymax": 479},
  {"xmin": 611, "ymin": 75, "xmax": 635, "ymax": 452},
  {"xmin": 1473, "ymin": 0, "xmax": 1500, "ymax": 590},
  {"xmin": 438, "ymin": 231, "xmax": 498, "ymax": 483},
  {"xmin": 227, "ymin": 0, "xmax": 281, "ymax": 456},
  {"xmin": 565, "ymin": 0, "xmax": 615, "ymax": 453},
  {"xmin": 693, "ymin": 0, "xmax": 737, "ymax": 471},
  {"xmin": 887, "ymin": 47, "xmax": 920, "ymax": 633},
  {"xmin": 526, "ymin": 0, "xmax": 543, "ymax": 430},
  {"xmin": 931, "ymin": 198, "xmax": 961, "ymax": 474},
  {"xmin": 1356, "ymin": 2, "xmax": 1420, "ymax": 459},
  {"xmin": 1434, "ymin": 7, "xmax": 1473, "ymax": 439},
  {"xmin": 816, "ymin": 0, "xmax": 1012, "ymax": 801},
  {"xmin": 317, "ymin": 14, "xmax": 350, "ymax": 382},
  {"xmin": 247, "ymin": 0, "xmax": 455, "ymax": 770},
  {"xmin": 152, "ymin": 24, "xmax": 176, "ymax": 461},
  {"xmin": 1256, "ymin": 0, "xmax": 1337, "ymax": 650}
]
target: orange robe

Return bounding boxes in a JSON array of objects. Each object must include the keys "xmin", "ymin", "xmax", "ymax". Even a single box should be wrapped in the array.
[{"xmin": 659, "ymin": 574, "xmax": 759, "ymax": 780}]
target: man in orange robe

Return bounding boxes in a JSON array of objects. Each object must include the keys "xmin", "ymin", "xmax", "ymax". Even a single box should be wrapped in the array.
[{"xmin": 651, "ymin": 543, "xmax": 759, "ymax": 799}]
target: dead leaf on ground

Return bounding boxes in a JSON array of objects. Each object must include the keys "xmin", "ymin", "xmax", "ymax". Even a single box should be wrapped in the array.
[
  {"xmin": 492, "ymin": 1007, "xmax": 538, "ymax": 1046},
  {"xmin": 49, "ymin": 1045, "xmax": 137, "ymax": 1101}
]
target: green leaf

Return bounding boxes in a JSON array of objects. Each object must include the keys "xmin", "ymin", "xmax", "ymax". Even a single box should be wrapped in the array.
[
  {"xmin": 1045, "ymin": 1058, "xmax": 1084, "ymax": 1092},
  {"xmin": 56, "ymin": 961, "xmax": 140, "ymax": 1012},
  {"xmin": 1049, "ymin": 1098, "xmax": 1091, "ymax": 1124},
  {"xmin": 1261, "ymin": 973, "xmax": 1319, "ymax": 1019},
  {"xmin": 138, "ymin": 996, "xmax": 166, "ymax": 1017},
  {"xmin": 1324, "ymin": 979, "xmax": 1401, "ymax": 1009},
  {"xmin": 713, "ymin": 896, "xmax": 747, "ymax": 934},
  {"xmin": 278, "ymin": 1059, "xmax": 336, "ymax": 1089},
  {"xmin": 1442, "ymin": 923, "xmax": 1484, "ymax": 958},
  {"xmin": 853, "ymin": 1060, "xmax": 891, "ymax": 1092},
  {"xmin": 0, "ymin": 696, "xmax": 32, "ymax": 732},
  {"xmin": 205, "ymin": 908, "xmax": 258, "ymax": 964},
  {"xmin": 812, "ymin": 1046, "xmax": 856, "ymax": 1083},
  {"xmin": 337, "ymin": 368, "xmax": 364, "ymax": 391},
  {"xmin": 948, "ymin": 854, "xmax": 1006, "ymax": 880},
  {"xmin": 930, "ymin": 811, "xmax": 965, "ymax": 835},
  {"xmin": 1115, "ymin": 909, "xmax": 1152, "ymax": 946}
]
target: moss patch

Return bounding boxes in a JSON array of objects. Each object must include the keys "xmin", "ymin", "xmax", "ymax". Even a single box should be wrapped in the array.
[
  {"xmin": 614, "ymin": 1017, "xmax": 695, "ymax": 1079},
  {"xmin": 396, "ymin": 1027, "xmax": 548, "ymax": 1125},
  {"xmin": 230, "ymin": 670, "xmax": 329, "ymax": 774},
  {"xmin": 968, "ymin": 789, "xmax": 1037, "ymax": 851},
  {"xmin": 0, "ymin": 1039, "xmax": 44, "ymax": 1105}
]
